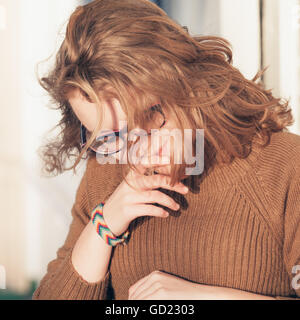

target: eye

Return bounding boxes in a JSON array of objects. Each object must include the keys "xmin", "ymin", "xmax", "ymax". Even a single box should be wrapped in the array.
[{"xmin": 80, "ymin": 89, "xmax": 92, "ymax": 102}]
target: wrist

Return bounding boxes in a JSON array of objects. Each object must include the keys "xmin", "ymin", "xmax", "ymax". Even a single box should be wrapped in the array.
[{"xmin": 91, "ymin": 202, "xmax": 130, "ymax": 247}]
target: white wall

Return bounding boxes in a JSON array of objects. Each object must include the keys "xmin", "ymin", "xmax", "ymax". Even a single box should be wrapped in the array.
[
  {"xmin": 263, "ymin": 0, "xmax": 300, "ymax": 134},
  {"xmin": 0, "ymin": 0, "xmax": 27, "ymax": 293},
  {"xmin": 163, "ymin": 0, "xmax": 261, "ymax": 80}
]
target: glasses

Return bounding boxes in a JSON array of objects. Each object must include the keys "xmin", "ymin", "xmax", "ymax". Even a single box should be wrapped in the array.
[{"xmin": 80, "ymin": 104, "xmax": 166, "ymax": 156}]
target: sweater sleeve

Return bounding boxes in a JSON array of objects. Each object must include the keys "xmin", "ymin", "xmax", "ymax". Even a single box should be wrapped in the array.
[
  {"xmin": 274, "ymin": 155, "xmax": 300, "ymax": 300},
  {"xmin": 32, "ymin": 160, "xmax": 113, "ymax": 300}
]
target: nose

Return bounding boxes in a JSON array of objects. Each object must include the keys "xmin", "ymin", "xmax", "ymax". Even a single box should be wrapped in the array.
[{"xmin": 138, "ymin": 135, "xmax": 171, "ymax": 168}]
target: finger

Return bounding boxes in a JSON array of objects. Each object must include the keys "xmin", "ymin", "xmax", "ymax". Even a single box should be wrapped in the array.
[
  {"xmin": 134, "ymin": 285, "xmax": 162, "ymax": 300},
  {"xmin": 127, "ymin": 204, "xmax": 169, "ymax": 218},
  {"xmin": 133, "ymin": 190, "xmax": 180, "ymax": 211},
  {"xmin": 138, "ymin": 174, "xmax": 189, "ymax": 194},
  {"xmin": 128, "ymin": 273, "xmax": 153, "ymax": 300},
  {"xmin": 129, "ymin": 274, "xmax": 163, "ymax": 300}
]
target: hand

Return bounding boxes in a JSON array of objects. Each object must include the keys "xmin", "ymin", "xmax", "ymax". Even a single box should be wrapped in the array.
[
  {"xmin": 102, "ymin": 161, "xmax": 189, "ymax": 237},
  {"xmin": 128, "ymin": 270, "xmax": 205, "ymax": 300},
  {"xmin": 128, "ymin": 270, "xmax": 277, "ymax": 300}
]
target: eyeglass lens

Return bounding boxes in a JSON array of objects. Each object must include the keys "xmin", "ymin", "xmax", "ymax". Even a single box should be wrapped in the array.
[{"xmin": 87, "ymin": 104, "xmax": 165, "ymax": 155}]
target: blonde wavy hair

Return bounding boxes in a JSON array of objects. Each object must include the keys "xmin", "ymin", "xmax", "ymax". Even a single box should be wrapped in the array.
[{"xmin": 38, "ymin": 0, "xmax": 294, "ymax": 187}]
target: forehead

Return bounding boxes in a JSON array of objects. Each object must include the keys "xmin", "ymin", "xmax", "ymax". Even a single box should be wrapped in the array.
[{"xmin": 67, "ymin": 88, "xmax": 127, "ymax": 132}]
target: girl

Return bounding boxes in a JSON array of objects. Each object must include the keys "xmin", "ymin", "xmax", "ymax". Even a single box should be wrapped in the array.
[{"xmin": 33, "ymin": 0, "xmax": 300, "ymax": 300}]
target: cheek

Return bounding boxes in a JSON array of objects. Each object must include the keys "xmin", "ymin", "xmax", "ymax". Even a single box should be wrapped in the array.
[
  {"xmin": 73, "ymin": 105, "xmax": 98, "ymax": 132},
  {"xmin": 161, "ymin": 120, "xmax": 181, "ymax": 160},
  {"xmin": 68, "ymin": 89, "xmax": 99, "ymax": 131},
  {"xmin": 104, "ymin": 98, "xmax": 127, "ymax": 130}
]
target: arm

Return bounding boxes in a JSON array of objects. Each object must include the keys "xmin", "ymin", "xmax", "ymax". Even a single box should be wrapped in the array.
[
  {"xmin": 127, "ymin": 270, "xmax": 277, "ymax": 300},
  {"xmin": 71, "ymin": 220, "xmax": 112, "ymax": 284},
  {"xmin": 197, "ymin": 285, "xmax": 276, "ymax": 300},
  {"xmin": 32, "ymin": 161, "xmax": 113, "ymax": 300},
  {"xmin": 127, "ymin": 270, "xmax": 297, "ymax": 300}
]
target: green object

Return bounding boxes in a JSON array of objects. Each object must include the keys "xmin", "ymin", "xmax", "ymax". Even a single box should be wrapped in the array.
[{"xmin": 0, "ymin": 281, "xmax": 37, "ymax": 300}]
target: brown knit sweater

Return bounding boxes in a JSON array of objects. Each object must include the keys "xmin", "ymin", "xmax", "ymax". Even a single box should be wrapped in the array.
[{"xmin": 33, "ymin": 131, "xmax": 300, "ymax": 300}]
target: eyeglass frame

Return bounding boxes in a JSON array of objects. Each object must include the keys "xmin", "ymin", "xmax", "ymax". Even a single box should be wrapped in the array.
[{"xmin": 80, "ymin": 104, "xmax": 166, "ymax": 156}]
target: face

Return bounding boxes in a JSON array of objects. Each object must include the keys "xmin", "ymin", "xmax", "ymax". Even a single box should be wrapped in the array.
[{"xmin": 67, "ymin": 88, "xmax": 177, "ymax": 176}]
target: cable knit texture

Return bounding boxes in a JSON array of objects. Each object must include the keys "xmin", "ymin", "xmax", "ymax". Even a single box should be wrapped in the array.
[{"xmin": 32, "ymin": 130, "xmax": 300, "ymax": 300}]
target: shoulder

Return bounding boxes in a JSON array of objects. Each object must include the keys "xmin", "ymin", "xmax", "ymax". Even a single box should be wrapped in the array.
[
  {"xmin": 252, "ymin": 130, "xmax": 300, "ymax": 214},
  {"xmin": 256, "ymin": 130, "xmax": 300, "ymax": 172},
  {"xmin": 264, "ymin": 130, "xmax": 300, "ymax": 155}
]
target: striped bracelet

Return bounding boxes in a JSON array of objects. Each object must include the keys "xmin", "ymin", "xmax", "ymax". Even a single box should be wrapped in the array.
[{"xmin": 91, "ymin": 202, "xmax": 130, "ymax": 246}]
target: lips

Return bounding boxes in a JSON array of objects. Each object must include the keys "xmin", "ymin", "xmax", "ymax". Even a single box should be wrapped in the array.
[{"xmin": 153, "ymin": 165, "xmax": 171, "ymax": 175}]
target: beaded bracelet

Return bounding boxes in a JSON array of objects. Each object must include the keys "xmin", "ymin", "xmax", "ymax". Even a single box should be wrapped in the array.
[{"xmin": 91, "ymin": 202, "xmax": 130, "ymax": 246}]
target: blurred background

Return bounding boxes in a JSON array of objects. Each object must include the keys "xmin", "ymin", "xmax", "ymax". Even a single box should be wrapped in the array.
[{"xmin": 0, "ymin": 0, "xmax": 299, "ymax": 299}]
